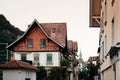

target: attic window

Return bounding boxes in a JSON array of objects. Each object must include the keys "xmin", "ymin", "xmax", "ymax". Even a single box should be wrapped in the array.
[
  {"xmin": 27, "ymin": 39, "xmax": 33, "ymax": 48},
  {"xmin": 52, "ymin": 28, "xmax": 56, "ymax": 33}
]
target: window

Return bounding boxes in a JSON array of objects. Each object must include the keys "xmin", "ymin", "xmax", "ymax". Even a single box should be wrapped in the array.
[
  {"xmin": 112, "ymin": 17, "xmax": 114, "ymax": 46},
  {"xmin": 34, "ymin": 53, "xmax": 39, "ymax": 65},
  {"xmin": 52, "ymin": 28, "xmax": 56, "ymax": 33},
  {"xmin": 111, "ymin": 0, "xmax": 115, "ymax": 6},
  {"xmin": 27, "ymin": 39, "xmax": 33, "ymax": 48},
  {"xmin": 40, "ymin": 38, "xmax": 46, "ymax": 48},
  {"xmin": 21, "ymin": 54, "xmax": 26, "ymax": 60},
  {"xmin": 25, "ymin": 78, "xmax": 30, "ymax": 80},
  {"xmin": 47, "ymin": 54, "xmax": 52, "ymax": 65},
  {"xmin": 105, "ymin": 36, "xmax": 107, "ymax": 56},
  {"xmin": 104, "ymin": 0, "xmax": 107, "ymax": 26},
  {"xmin": 102, "ymin": 42, "xmax": 104, "ymax": 61}
]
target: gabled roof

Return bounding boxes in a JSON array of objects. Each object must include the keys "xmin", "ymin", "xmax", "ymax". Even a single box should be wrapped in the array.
[
  {"xmin": 7, "ymin": 19, "xmax": 67, "ymax": 50},
  {"xmin": 0, "ymin": 60, "xmax": 38, "ymax": 71}
]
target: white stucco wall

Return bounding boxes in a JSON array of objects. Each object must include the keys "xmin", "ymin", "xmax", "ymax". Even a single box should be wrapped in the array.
[
  {"xmin": 3, "ymin": 69, "xmax": 36, "ymax": 80},
  {"xmin": 14, "ymin": 52, "xmax": 60, "ymax": 67}
]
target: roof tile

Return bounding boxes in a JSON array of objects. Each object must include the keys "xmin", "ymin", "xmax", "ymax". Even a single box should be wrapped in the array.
[{"xmin": 0, "ymin": 60, "xmax": 38, "ymax": 71}]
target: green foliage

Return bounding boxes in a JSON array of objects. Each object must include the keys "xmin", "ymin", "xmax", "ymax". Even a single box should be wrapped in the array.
[
  {"xmin": 37, "ymin": 66, "xmax": 47, "ymax": 80},
  {"xmin": 60, "ymin": 59, "xmax": 70, "ymax": 67},
  {"xmin": 87, "ymin": 62, "xmax": 100, "ymax": 80},
  {"xmin": 0, "ymin": 14, "xmax": 24, "ymax": 63},
  {"xmin": 79, "ymin": 62, "xmax": 100, "ymax": 80},
  {"xmin": 47, "ymin": 68, "xmax": 68, "ymax": 80},
  {"xmin": 79, "ymin": 70, "xmax": 88, "ymax": 80},
  {"xmin": 0, "ymin": 14, "xmax": 24, "ymax": 44},
  {"xmin": 48, "ymin": 68, "xmax": 62, "ymax": 80},
  {"xmin": 0, "ymin": 69, "xmax": 2, "ymax": 80}
]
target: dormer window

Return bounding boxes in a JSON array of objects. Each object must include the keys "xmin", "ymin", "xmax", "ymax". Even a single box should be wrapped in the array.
[{"xmin": 52, "ymin": 28, "xmax": 56, "ymax": 33}]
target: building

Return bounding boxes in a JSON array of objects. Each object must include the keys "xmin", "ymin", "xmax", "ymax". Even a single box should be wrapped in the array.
[
  {"xmin": 67, "ymin": 40, "xmax": 78, "ymax": 80},
  {"xmin": 89, "ymin": 0, "xmax": 120, "ymax": 80},
  {"xmin": 7, "ymin": 19, "xmax": 67, "ymax": 69},
  {"xmin": 87, "ymin": 56, "xmax": 99, "ymax": 65},
  {"xmin": 0, "ymin": 60, "xmax": 37, "ymax": 80}
]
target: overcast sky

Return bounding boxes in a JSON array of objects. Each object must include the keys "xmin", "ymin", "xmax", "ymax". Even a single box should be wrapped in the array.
[{"xmin": 0, "ymin": 0, "xmax": 100, "ymax": 61}]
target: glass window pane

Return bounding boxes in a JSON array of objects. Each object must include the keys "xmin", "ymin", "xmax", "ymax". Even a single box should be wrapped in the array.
[
  {"xmin": 34, "ymin": 54, "xmax": 39, "ymax": 65},
  {"xmin": 47, "ymin": 54, "xmax": 52, "ymax": 64},
  {"xmin": 21, "ymin": 54, "xmax": 26, "ymax": 60},
  {"xmin": 28, "ymin": 39, "xmax": 33, "ymax": 48},
  {"xmin": 40, "ymin": 39, "xmax": 46, "ymax": 48}
]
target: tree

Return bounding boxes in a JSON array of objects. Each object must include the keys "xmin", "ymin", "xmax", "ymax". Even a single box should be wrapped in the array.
[
  {"xmin": 87, "ymin": 62, "xmax": 100, "ymax": 80},
  {"xmin": 0, "ymin": 69, "xmax": 2, "ymax": 80},
  {"xmin": 79, "ymin": 61, "xmax": 100, "ymax": 80},
  {"xmin": 60, "ymin": 58, "xmax": 70, "ymax": 67},
  {"xmin": 37, "ymin": 66, "xmax": 47, "ymax": 80}
]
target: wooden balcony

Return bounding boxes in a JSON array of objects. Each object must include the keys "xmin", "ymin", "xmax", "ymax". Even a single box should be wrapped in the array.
[{"xmin": 89, "ymin": 0, "xmax": 101, "ymax": 27}]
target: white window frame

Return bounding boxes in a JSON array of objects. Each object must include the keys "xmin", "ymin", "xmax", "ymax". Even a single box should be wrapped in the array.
[
  {"xmin": 46, "ymin": 53, "xmax": 53, "ymax": 65},
  {"xmin": 33, "ymin": 53, "xmax": 39, "ymax": 65}
]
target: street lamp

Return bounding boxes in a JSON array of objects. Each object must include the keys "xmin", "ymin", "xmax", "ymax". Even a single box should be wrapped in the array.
[{"xmin": 0, "ymin": 43, "xmax": 8, "ymax": 62}]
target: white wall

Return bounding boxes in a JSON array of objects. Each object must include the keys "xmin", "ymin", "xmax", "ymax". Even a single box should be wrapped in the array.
[
  {"xmin": 14, "ymin": 52, "xmax": 60, "ymax": 67},
  {"xmin": 3, "ymin": 69, "xmax": 36, "ymax": 80}
]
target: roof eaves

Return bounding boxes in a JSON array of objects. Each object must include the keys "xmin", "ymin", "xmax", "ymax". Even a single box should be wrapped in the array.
[
  {"xmin": 7, "ymin": 19, "xmax": 37, "ymax": 49},
  {"xmin": 7, "ymin": 19, "xmax": 65, "ymax": 50}
]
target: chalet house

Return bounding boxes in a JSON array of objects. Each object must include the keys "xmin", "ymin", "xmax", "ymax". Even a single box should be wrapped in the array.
[
  {"xmin": 7, "ymin": 19, "xmax": 67, "ymax": 69},
  {"xmin": 0, "ymin": 60, "xmax": 37, "ymax": 80}
]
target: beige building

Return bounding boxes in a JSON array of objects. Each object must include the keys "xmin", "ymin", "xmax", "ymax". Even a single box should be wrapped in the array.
[{"xmin": 89, "ymin": 0, "xmax": 120, "ymax": 80}]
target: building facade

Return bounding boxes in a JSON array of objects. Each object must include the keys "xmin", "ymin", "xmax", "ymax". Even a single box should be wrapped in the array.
[
  {"xmin": 0, "ymin": 60, "xmax": 37, "ymax": 80},
  {"xmin": 90, "ymin": 0, "xmax": 120, "ymax": 80},
  {"xmin": 7, "ymin": 19, "xmax": 67, "ymax": 69},
  {"xmin": 87, "ymin": 56, "xmax": 99, "ymax": 65}
]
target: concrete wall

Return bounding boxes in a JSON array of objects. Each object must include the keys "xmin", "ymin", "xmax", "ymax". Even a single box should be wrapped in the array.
[
  {"xmin": 3, "ymin": 69, "xmax": 36, "ymax": 80},
  {"xmin": 116, "ymin": 58, "xmax": 120, "ymax": 80},
  {"xmin": 103, "ymin": 67, "xmax": 112, "ymax": 80},
  {"xmin": 99, "ymin": 0, "xmax": 120, "ymax": 80}
]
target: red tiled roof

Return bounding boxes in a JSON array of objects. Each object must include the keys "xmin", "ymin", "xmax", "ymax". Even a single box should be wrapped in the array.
[
  {"xmin": 40, "ymin": 23, "xmax": 67, "ymax": 47},
  {"xmin": 7, "ymin": 19, "xmax": 67, "ymax": 50},
  {"xmin": 0, "ymin": 60, "xmax": 38, "ymax": 71}
]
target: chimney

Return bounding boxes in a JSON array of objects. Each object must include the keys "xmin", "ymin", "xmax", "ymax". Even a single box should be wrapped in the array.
[{"xmin": 51, "ymin": 28, "xmax": 56, "ymax": 39}]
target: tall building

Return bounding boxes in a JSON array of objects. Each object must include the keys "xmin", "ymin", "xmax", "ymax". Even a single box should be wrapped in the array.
[{"xmin": 89, "ymin": 0, "xmax": 120, "ymax": 80}]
